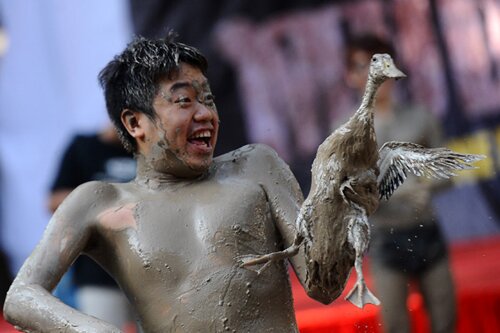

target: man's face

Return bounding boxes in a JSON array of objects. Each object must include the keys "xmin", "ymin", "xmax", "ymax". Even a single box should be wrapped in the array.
[
  {"xmin": 146, "ymin": 63, "xmax": 219, "ymax": 177},
  {"xmin": 346, "ymin": 50, "xmax": 371, "ymax": 91}
]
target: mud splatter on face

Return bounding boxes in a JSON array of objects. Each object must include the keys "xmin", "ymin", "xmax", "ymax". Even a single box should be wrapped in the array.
[
  {"xmin": 160, "ymin": 80, "xmax": 217, "ymax": 113},
  {"xmin": 138, "ymin": 65, "xmax": 219, "ymax": 181},
  {"xmin": 149, "ymin": 123, "xmax": 208, "ymax": 179}
]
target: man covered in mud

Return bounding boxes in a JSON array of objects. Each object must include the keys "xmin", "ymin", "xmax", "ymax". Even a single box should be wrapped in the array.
[{"xmin": 4, "ymin": 34, "xmax": 378, "ymax": 332}]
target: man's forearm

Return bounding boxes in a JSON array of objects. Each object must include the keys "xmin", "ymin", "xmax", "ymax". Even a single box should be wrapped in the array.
[{"xmin": 4, "ymin": 283, "xmax": 122, "ymax": 333}]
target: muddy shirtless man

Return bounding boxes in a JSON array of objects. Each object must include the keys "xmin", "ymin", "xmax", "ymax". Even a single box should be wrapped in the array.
[{"xmin": 4, "ymin": 34, "xmax": 378, "ymax": 332}]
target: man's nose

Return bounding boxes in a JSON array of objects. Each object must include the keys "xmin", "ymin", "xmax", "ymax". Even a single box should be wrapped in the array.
[{"xmin": 193, "ymin": 103, "xmax": 216, "ymax": 122}]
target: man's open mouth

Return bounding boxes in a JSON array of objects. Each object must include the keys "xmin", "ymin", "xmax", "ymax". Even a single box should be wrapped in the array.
[{"xmin": 188, "ymin": 130, "xmax": 212, "ymax": 147}]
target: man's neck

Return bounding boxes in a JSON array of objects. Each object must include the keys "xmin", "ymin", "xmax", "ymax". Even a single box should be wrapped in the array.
[{"xmin": 134, "ymin": 154, "xmax": 208, "ymax": 190}]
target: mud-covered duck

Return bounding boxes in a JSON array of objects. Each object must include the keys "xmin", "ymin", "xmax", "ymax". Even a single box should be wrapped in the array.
[{"xmin": 240, "ymin": 54, "xmax": 484, "ymax": 309}]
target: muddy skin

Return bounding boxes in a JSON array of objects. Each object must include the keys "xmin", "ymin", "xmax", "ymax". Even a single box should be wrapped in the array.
[
  {"xmin": 142, "ymin": 134, "xmax": 206, "ymax": 181},
  {"xmin": 3, "ymin": 63, "xmax": 365, "ymax": 333},
  {"xmin": 160, "ymin": 80, "xmax": 213, "ymax": 107},
  {"xmin": 5, "ymin": 143, "xmax": 360, "ymax": 333}
]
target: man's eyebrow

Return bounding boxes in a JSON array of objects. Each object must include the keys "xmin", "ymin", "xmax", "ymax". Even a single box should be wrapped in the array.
[
  {"xmin": 169, "ymin": 80, "xmax": 211, "ymax": 93},
  {"xmin": 201, "ymin": 81, "xmax": 211, "ymax": 90},
  {"xmin": 169, "ymin": 81, "xmax": 192, "ymax": 92}
]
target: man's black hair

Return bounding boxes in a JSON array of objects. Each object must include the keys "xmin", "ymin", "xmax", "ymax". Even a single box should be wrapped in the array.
[{"xmin": 98, "ymin": 32, "xmax": 208, "ymax": 152}]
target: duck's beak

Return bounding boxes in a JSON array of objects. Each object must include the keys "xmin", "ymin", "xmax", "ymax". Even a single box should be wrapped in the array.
[{"xmin": 385, "ymin": 59, "xmax": 406, "ymax": 80}]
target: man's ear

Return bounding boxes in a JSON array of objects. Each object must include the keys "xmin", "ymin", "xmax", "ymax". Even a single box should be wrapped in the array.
[{"xmin": 121, "ymin": 109, "xmax": 147, "ymax": 139}]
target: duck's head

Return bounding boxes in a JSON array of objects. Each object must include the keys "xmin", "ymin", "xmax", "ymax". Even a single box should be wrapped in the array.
[{"xmin": 369, "ymin": 53, "xmax": 406, "ymax": 82}]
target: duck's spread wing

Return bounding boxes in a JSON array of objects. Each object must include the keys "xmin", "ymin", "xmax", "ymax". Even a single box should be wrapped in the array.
[{"xmin": 377, "ymin": 141, "xmax": 485, "ymax": 200}]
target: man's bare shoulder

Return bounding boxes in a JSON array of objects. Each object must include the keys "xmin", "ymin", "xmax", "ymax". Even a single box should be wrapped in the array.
[
  {"xmin": 69, "ymin": 180, "xmax": 121, "ymax": 200},
  {"xmin": 214, "ymin": 143, "xmax": 282, "ymax": 171},
  {"xmin": 55, "ymin": 180, "xmax": 123, "ymax": 221},
  {"xmin": 212, "ymin": 144, "xmax": 296, "ymax": 188}
]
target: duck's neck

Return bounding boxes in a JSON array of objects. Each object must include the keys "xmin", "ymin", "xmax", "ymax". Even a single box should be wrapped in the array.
[{"xmin": 359, "ymin": 75, "xmax": 383, "ymax": 114}]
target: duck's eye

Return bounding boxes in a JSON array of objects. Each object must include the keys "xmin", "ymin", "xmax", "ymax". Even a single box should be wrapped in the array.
[{"xmin": 372, "ymin": 57, "xmax": 378, "ymax": 62}]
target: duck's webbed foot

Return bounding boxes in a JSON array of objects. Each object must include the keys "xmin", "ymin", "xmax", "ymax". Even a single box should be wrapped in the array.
[
  {"xmin": 238, "ymin": 234, "xmax": 303, "ymax": 275},
  {"xmin": 345, "ymin": 278, "xmax": 380, "ymax": 308},
  {"xmin": 345, "ymin": 260, "xmax": 380, "ymax": 308}
]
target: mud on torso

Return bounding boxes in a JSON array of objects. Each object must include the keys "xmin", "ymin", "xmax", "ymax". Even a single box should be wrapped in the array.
[{"xmin": 88, "ymin": 149, "xmax": 299, "ymax": 332}]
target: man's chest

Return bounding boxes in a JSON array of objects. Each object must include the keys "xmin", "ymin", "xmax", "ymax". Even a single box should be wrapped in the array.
[{"xmin": 96, "ymin": 180, "xmax": 281, "ymax": 269}]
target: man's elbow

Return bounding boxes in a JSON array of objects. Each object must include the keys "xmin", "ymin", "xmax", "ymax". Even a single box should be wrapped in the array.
[
  {"xmin": 3, "ymin": 286, "xmax": 20, "ymax": 324},
  {"xmin": 3, "ymin": 282, "xmax": 35, "ymax": 326}
]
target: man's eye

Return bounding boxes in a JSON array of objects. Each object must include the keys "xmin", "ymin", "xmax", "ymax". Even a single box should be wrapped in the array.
[
  {"xmin": 175, "ymin": 96, "xmax": 192, "ymax": 106},
  {"xmin": 204, "ymin": 94, "xmax": 216, "ymax": 107}
]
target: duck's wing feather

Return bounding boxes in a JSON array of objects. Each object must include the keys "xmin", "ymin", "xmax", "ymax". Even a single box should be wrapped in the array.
[{"xmin": 377, "ymin": 141, "xmax": 485, "ymax": 200}]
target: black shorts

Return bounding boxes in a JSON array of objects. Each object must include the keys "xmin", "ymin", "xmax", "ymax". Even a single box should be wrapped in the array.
[{"xmin": 370, "ymin": 223, "xmax": 448, "ymax": 276}]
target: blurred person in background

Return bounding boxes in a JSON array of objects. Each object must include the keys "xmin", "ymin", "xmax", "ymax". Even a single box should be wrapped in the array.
[
  {"xmin": 343, "ymin": 34, "xmax": 456, "ymax": 333},
  {"xmin": 48, "ymin": 123, "xmax": 136, "ymax": 330}
]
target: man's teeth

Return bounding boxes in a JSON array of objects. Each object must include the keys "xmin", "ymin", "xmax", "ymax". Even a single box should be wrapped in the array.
[{"xmin": 191, "ymin": 130, "xmax": 211, "ymax": 139}]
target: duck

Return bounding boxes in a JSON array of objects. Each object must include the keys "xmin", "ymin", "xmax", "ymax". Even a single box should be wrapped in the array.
[
  {"xmin": 240, "ymin": 54, "xmax": 484, "ymax": 309},
  {"xmin": 305, "ymin": 53, "xmax": 404, "ymax": 308}
]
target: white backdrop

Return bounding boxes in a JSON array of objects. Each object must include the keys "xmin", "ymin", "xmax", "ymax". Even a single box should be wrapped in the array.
[{"xmin": 0, "ymin": 0, "xmax": 132, "ymax": 274}]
